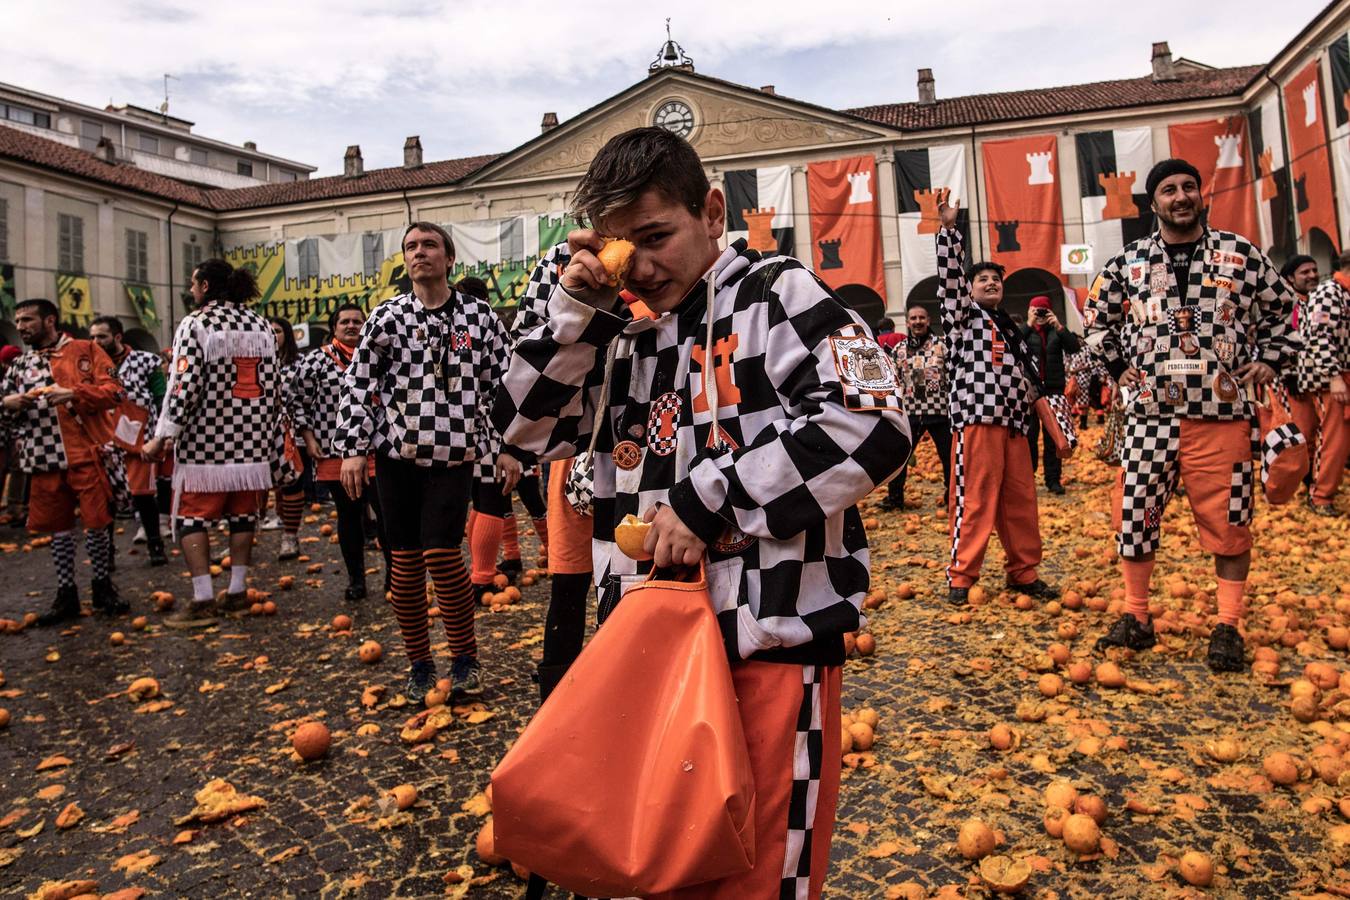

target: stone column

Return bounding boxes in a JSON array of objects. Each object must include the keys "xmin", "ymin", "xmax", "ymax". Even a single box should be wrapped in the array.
[
  {"xmin": 876, "ymin": 148, "xmax": 903, "ymax": 315},
  {"xmin": 792, "ymin": 165, "xmax": 812, "ymax": 264}
]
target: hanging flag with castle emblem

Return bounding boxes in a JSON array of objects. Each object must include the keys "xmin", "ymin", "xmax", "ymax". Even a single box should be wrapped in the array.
[
  {"xmin": 1169, "ymin": 116, "xmax": 1261, "ymax": 241},
  {"xmin": 895, "ymin": 144, "xmax": 969, "ymax": 300},
  {"xmin": 56, "ymin": 272, "xmax": 93, "ymax": 329},
  {"xmin": 724, "ymin": 165, "xmax": 794, "ymax": 257},
  {"xmin": 806, "ymin": 155, "xmax": 885, "ymax": 301},
  {"xmin": 1249, "ymin": 95, "xmax": 1297, "ymax": 258},
  {"xmin": 124, "ymin": 283, "xmax": 159, "ymax": 329},
  {"xmin": 1331, "ymin": 33, "xmax": 1350, "ymax": 249},
  {"xmin": 1075, "ymin": 127, "xmax": 1155, "ymax": 262},
  {"xmin": 1283, "ymin": 58, "xmax": 1341, "ymax": 249},
  {"xmin": 981, "ymin": 134, "xmax": 1064, "ymax": 279}
]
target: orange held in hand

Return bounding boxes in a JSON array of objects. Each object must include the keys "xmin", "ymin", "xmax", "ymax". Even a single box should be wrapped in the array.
[
  {"xmin": 597, "ymin": 239, "xmax": 635, "ymax": 287},
  {"xmin": 614, "ymin": 513, "xmax": 653, "ymax": 561}
]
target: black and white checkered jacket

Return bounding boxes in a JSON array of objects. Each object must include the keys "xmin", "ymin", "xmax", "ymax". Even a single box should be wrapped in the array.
[
  {"xmin": 1083, "ymin": 228, "xmax": 1297, "ymax": 420},
  {"xmin": 157, "ymin": 301, "xmax": 280, "ymax": 492},
  {"xmin": 892, "ymin": 332, "xmax": 949, "ymax": 420},
  {"xmin": 936, "ymin": 227, "xmax": 1035, "ymax": 433},
  {"xmin": 1, "ymin": 337, "xmax": 122, "ymax": 473},
  {"xmin": 493, "ymin": 241, "xmax": 910, "ymax": 666},
  {"xmin": 510, "ymin": 241, "xmax": 569, "ymax": 347},
  {"xmin": 290, "ymin": 344, "xmax": 349, "ymax": 456},
  {"xmin": 1296, "ymin": 276, "xmax": 1349, "ymax": 394},
  {"xmin": 113, "ymin": 348, "xmax": 163, "ymax": 434},
  {"xmin": 335, "ymin": 291, "xmax": 509, "ymax": 467}
]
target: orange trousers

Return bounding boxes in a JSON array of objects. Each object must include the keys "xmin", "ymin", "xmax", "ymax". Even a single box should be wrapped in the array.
[
  {"xmin": 1289, "ymin": 391, "xmax": 1349, "ymax": 507},
  {"xmin": 546, "ymin": 458, "xmax": 594, "ymax": 576},
  {"xmin": 947, "ymin": 423, "xmax": 1042, "ymax": 588},
  {"xmin": 651, "ymin": 662, "xmax": 842, "ymax": 900}
]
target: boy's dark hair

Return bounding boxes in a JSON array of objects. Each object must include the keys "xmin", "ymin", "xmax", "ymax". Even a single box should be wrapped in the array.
[
  {"xmin": 571, "ymin": 126, "xmax": 711, "ymax": 226},
  {"xmin": 91, "ymin": 315, "xmax": 124, "ymax": 336},
  {"xmin": 455, "ymin": 276, "xmax": 488, "ymax": 300},
  {"xmin": 402, "ymin": 221, "xmax": 456, "ymax": 260},
  {"xmin": 194, "ymin": 258, "xmax": 259, "ymax": 304},
  {"xmin": 16, "ymin": 298, "xmax": 58, "ymax": 321},
  {"xmin": 966, "ymin": 261, "xmax": 1006, "ymax": 281},
  {"xmin": 328, "ymin": 302, "xmax": 366, "ymax": 333}
]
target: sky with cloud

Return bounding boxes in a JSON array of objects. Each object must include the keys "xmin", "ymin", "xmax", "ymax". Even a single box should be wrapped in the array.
[{"xmin": 2, "ymin": 0, "xmax": 1330, "ymax": 175}]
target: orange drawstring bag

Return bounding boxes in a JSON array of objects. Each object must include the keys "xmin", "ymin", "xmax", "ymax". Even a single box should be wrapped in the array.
[{"xmin": 490, "ymin": 567, "xmax": 756, "ymax": 897}]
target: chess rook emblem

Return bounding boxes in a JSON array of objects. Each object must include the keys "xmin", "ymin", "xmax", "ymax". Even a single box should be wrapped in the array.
[
  {"xmin": 691, "ymin": 334, "xmax": 741, "ymax": 413},
  {"xmin": 847, "ymin": 170, "xmax": 873, "ymax": 204},
  {"xmin": 1258, "ymin": 147, "xmax": 1278, "ymax": 201},
  {"xmin": 646, "ymin": 392, "xmax": 682, "ymax": 457},
  {"xmin": 818, "ymin": 238, "xmax": 844, "ymax": 270},
  {"xmin": 742, "ymin": 207, "xmax": 778, "ymax": 253},
  {"xmin": 1098, "ymin": 171, "xmax": 1139, "ymax": 220},
  {"xmin": 1304, "ymin": 81, "xmax": 1319, "ymax": 126},
  {"xmin": 994, "ymin": 221, "xmax": 1021, "ymax": 252},
  {"xmin": 1214, "ymin": 133, "xmax": 1243, "ymax": 169},
  {"xmin": 914, "ymin": 188, "xmax": 944, "ymax": 235},
  {"xmin": 1026, "ymin": 151, "xmax": 1054, "ymax": 185},
  {"xmin": 1295, "ymin": 174, "xmax": 1310, "ymax": 213},
  {"xmin": 232, "ymin": 357, "xmax": 263, "ymax": 399}
]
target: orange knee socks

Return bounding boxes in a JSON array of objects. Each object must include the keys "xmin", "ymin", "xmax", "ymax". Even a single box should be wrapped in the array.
[
  {"xmin": 388, "ymin": 549, "xmax": 431, "ymax": 662},
  {"xmin": 425, "ymin": 547, "xmax": 476, "ymax": 658},
  {"xmin": 502, "ymin": 513, "xmax": 520, "ymax": 562},
  {"xmin": 533, "ymin": 517, "xmax": 549, "ymax": 560},
  {"xmin": 470, "ymin": 514, "xmax": 505, "ymax": 586},
  {"xmin": 1217, "ymin": 578, "xmax": 1246, "ymax": 627},
  {"xmin": 1122, "ymin": 558, "xmax": 1153, "ymax": 623}
]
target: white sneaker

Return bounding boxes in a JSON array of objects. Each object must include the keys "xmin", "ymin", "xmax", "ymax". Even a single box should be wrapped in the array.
[
  {"xmin": 260, "ymin": 514, "xmax": 283, "ymax": 531},
  {"xmin": 278, "ymin": 534, "xmax": 300, "ymax": 560},
  {"xmin": 132, "ymin": 525, "xmax": 147, "ymax": 544}
]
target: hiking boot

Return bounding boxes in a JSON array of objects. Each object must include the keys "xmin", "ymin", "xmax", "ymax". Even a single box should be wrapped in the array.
[
  {"xmin": 91, "ymin": 577, "xmax": 129, "ymax": 615},
  {"xmin": 147, "ymin": 540, "xmax": 168, "ymax": 567},
  {"xmin": 1207, "ymin": 623, "xmax": 1247, "ymax": 673},
  {"xmin": 948, "ymin": 586, "xmax": 970, "ymax": 605},
  {"xmin": 451, "ymin": 656, "xmax": 484, "ymax": 697},
  {"xmin": 165, "ymin": 600, "xmax": 217, "ymax": 629},
  {"xmin": 278, "ymin": 534, "xmax": 300, "ymax": 561},
  {"xmin": 497, "ymin": 558, "xmax": 522, "ymax": 583},
  {"xmin": 344, "ymin": 580, "xmax": 367, "ymax": 602},
  {"xmin": 404, "ymin": 660, "xmax": 437, "ymax": 705},
  {"xmin": 1094, "ymin": 615, "xmax": 1156, "ymax": 653},
  {"xmin": 1047, "ymin": 483, "xmax": 1065, "ymax": 495},
  {"xmin": 37, "ymin": 585, "xmax": 81, "ymax": 627},
  {"xmin": 1008, "ymin": 578, "xmax": 1059, "ymax": 600},
  {"xmin": 1309, "ymin": 503, "xmax": 1340, "ymax": 518},
  {"xmin": 219, "ymin": 591, "xmax": 252, "ymax": 615}
]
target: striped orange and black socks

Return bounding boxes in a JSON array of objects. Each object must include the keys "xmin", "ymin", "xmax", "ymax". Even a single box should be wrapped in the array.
[
  {"xmin": 278, "ymin": 489, "xmax": 305, "ymax": 535},
  {"xmin": 388, "ymin": 549, "xmax": 431, "ymax": 663},
  {"xmin": 425, "ymin": 547, "xmax": 476, "ymax": 658}
]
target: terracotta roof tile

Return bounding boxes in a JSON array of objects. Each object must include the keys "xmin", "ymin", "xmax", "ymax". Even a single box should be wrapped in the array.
[
  {"xmin": 845, "ymin": 65, "xmax": 1264, "ymax": 131},
  {"xmin": 203, "ymin": 154, "xmax": 501, "ymax": 211}
]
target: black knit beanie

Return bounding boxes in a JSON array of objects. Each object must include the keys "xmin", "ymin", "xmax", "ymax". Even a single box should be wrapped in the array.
[{"xmin": 1145, "ymin": 158, "xmax": 1202, "ymax": 200}]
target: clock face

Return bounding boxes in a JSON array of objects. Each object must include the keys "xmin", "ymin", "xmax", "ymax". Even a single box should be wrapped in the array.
[{"xmin": 652, "ymin": 100, "xmax": 694, "ymax": 138}]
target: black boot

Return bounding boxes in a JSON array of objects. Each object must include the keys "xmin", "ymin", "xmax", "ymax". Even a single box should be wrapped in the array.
[
  {"xmin": 344, "ymin": 579, "xmax": 367, "ymax": 602},
  {"xmin": 37, "ymin": 585, "xmax": 80, "ymax": 627},
  {"xmin": 536, "ymin": 663, "xmax": 571, "ymax": 704},
  {"xmin": 498, "ymin": 558, "xmax": 522, "ymax": 583},
  {"xmin": 92, "ymin": 577, "xmax": 129, "ymax": 615},
  {"xmin": 147, "ymin": 540, "xmax": 168, "ymax": 567}
]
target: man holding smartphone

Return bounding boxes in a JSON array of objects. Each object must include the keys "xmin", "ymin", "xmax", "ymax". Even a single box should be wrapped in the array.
[{"xmin": 1020, "ymin": 296, "xmax": 1081, "ymax": 494}]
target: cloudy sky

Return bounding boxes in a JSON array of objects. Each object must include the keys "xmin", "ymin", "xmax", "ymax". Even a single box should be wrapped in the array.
[{"xmin": 3, "ymin": 0, "xmax": 1331, "ymax": 175}]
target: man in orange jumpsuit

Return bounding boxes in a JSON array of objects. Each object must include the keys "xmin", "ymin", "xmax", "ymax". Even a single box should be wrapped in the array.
[{"xmin": 1, "ymin": 299, "xmax": 126, "ymax": 624}]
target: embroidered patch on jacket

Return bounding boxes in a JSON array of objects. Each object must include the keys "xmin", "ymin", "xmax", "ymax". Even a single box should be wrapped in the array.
[
  {"xmin": 647, "ymin": 392, "xmax": 681, "ymax": 456},
  {"xmin": 830, "ymin": 327, "xmax": 902, "ymax": 412},
  {"xmin": 1207, "ymin": 249, "xmax": 1245, "ymax": 269}
]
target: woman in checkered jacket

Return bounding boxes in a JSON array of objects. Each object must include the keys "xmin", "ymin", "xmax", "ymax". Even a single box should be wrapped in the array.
[{"xmin": 493, "ymin": 127, "xmax": 910, "ymax": 898}]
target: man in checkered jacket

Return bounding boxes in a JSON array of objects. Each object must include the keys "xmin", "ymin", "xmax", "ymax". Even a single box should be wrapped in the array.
[
  {"xmin": 1291, "ymin": 251, "xmax": 1349, "ymax": 516},
  {"xmin": 493, "ymin": 127, "xmax": 909, "ymax": 899},
  {"xmin": 90, "ymin": 316, "xmax": 168, "ymax": 567},
  {"xmin": 334, "ymin": 222, "xmax": 511, "ymax": 703},
  {"xmin": 934, "ymin": 191, "xmax": 1056, "ymax": 607},
  {"xmin": 1083, "ymin": 158, "xmax": 1297, "ymax": 672},
  {"xmin": 2, "ymin": 298, "xmax": 126, "ymax": 624},
  {"xmin": 885, "ymin": 304, "xmax": 951, "ymax": 510},
  {"xmin": 144, "ymin": 259, "xmax": 281, "ymax": 628},
  {"xmin": 291, "ymin": 302, "xmax": 390, "ymax": 601}
]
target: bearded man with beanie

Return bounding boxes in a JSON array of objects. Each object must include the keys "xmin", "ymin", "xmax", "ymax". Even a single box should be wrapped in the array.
[
  {"xmin": 1084, "ymin": 158, "xmax": 1298, "ymax": 672},
  {"xmin": 1020, "ymin": 295, "xmax": 1081, "ymax": 493}
]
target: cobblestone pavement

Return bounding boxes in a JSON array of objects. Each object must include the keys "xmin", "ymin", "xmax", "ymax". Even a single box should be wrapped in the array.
[{"xmin": 1, "ymin": 424, "xmax": 1349, "ymax": 898}]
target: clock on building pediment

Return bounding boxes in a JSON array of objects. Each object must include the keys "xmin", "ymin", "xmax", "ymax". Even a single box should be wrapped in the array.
[{"xmin": 652, "ymin": 99, "xmax": 695, "ymax": 138}]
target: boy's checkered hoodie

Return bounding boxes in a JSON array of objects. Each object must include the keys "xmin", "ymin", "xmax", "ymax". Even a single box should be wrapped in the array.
[
  {"xmin": 493, "ymin": 241, "xmax": 910, "ymax": 665},
  {"xmin": 1296, "ymin": 275, "xmax": 1348, "ymax": 394}
]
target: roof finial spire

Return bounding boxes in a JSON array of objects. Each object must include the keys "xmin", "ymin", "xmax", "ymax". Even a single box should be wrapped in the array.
[{"xmin": 649, "ymin": 19, "xmax": 694, "ymax": 74}]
